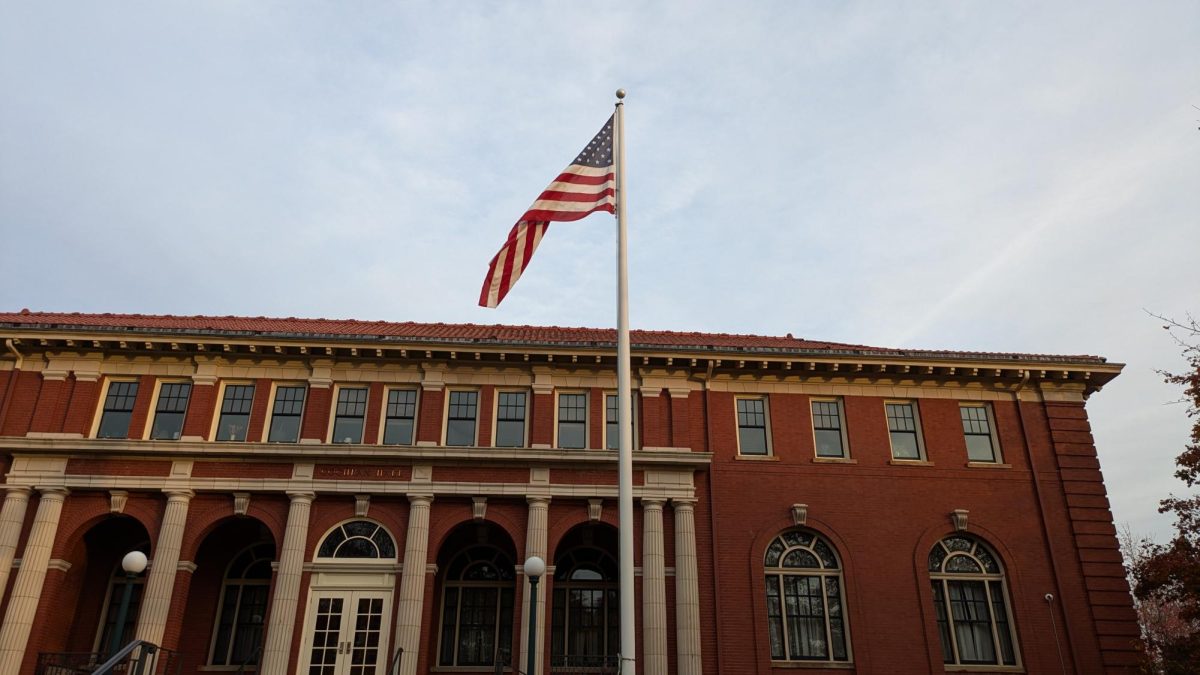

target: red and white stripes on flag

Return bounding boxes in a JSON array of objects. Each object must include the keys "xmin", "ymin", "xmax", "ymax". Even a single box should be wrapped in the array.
[{"xmin": 479, "ymin": 115, "xmax": 616, "ymax": 308}]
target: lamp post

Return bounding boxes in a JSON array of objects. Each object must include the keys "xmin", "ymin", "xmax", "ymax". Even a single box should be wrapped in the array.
[
  {"xmin": 108, "ymin": 550, "xmax": 148, "ymax": 657},
  {"xmin": 523, "ymin": 556, "xmax": 546, "ymax": 675}
]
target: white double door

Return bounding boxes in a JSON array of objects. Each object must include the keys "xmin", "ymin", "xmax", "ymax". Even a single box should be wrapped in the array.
[{"xmin": 302, "ymin": 589, "xmax": 392, "ymax": 675}]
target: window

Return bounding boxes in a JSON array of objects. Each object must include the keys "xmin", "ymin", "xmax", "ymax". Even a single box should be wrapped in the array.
[
  {"xmin": 551, "ymin": 546, "xmax": 620, "ymax": 669},
  {"xmin": 494, "ymin": 391, "xmax": 527, "ymax": 447},
  {"xmin": 811, "ymin": 399, "xmax": 847, "ymax": 458},
  {"xmin": 149, "ymin": 382, "xmax": 191, "ymax": 440},
  {"xmin": 961, "ymin": 405, "xmax": 1000, "ymax": 463},
  {"xmin": 885, "ymin": 402, "xmax": 924, "ymax": 460},
  {"xmin": 558, "ymin": 392, "xmax": 587, "ymax": 449},
  {"xmin": 383, "ymin": 388, "xmax": 417, "ymax": 445},
  {"xmin": 764, "ymin": 531, "xmax": 850, "ymax": 663},
  {"xmin": 267, "ymin": 385, "xmax": 305, "ymax": 443},
  {"xmin": 331, "ymin": 387, "xmax": 368, "ymax": 444},
  {"xmin": 215, "ymin": 384, "xmax": 255, "ymax": 442},
  {"xmin": 97, "ymin": 381, "xmax": 139, "ymax": 439},
  {"xmin": 736, "ymin": 397, "xmax": 769, "ymax": 455},
  {"xmin": 604, "ymin": 393, "xmax": 639, "ymax": 451},
  {"xmin": 437, "ymin": 545, "xmax": 515, "ymax": 668},
  {"xmin": 209, "ymin": 543, "xmax": 274, "ymax": 666},
  {"xmin": 93, "ymin": 547, "xmax": 149, "ymax": 653},
  {"xmin": 929, "ymin": 536, "xmax": 1018, "ymax": 667},
  {"xmin": 446, "ymin": 391, "xmax": 478, "ymax": 446},
  {"xmin": 317, "ymin": 521, "xmax": 397, "ymax": 559}
]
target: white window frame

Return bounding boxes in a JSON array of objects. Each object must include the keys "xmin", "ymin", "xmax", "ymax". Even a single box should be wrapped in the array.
[
  {"xmin": 554, "ymin": 390, "xmax": 589, "ymax": 450},
  {"xmin": 602, "ymin": 391, "xmax": 639, "ymax": 452},
  {"xmin": 442, "ymin": 388, "xmax": 480, "ymax": 447},
  {"xmin": 884, "ymin": 400, "xmax": 926, "ymax": 461},
  {"xmin": 206, "ymin": 542, "xmax": 274, "ymax": 666},
  {"xmin": 264, "ymin": 382, "xmax": 308, "ymax": 444},
  {"xmin": 491, "ymin": 388, "xmax": 530, "ymax": 448},
  {"xmin": 142, "ymin": 379, "xmax": 192, "ymax": 441},
  {"xmin": 91, "ymin": 378, "xmax": 143, "ymax": 440},
  {"xmin": 209, "ymin": 380, "xmax": 258, "ymax": 442},
  {"xmin": 810, "ymin": 397, "xmax": 849, "ymax": 460},
  {"xmin": 734, "ymin": 395, "xmax": 773, "ymax": 457},
  {"xmin": 960, "ymin": 403, "xmax": 1002, "ymax": 464},
  {"xmin": 327, "ymin": 384, "xmax": 370, "ymax": 444},
  {"xmin": 378, "ymin": 386, "xmax": 420, "ymax": 446}
]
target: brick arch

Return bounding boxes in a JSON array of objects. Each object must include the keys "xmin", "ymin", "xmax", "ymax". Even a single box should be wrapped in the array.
[
  {"xmin": 427, "ymin": 511, "xmax": 523, "ymax": 563},
  {"xmin": 546, "ymin": 504, "xmax": 620, "ymax": 556},
  {"xmin": 743, "ymin": 514, "xmax": 866, "ymax": 674},
  {"xmin": 180, "ymin": 497, "xmax": 285, "ymax": 561},
  {"xmin": 52, "ymin": 493, "xmax": 158, "ymax": 560}
]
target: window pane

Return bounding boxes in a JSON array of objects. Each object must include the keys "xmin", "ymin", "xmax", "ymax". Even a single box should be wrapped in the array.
[
  {"xmin": 447, "ymin": 392, "xmax": 477, "ymax": 446},
  {"xmin": 948, "ymin": 581, "xmax": 997, "ymax": 664},
  {"xmin": 332, "ymin": 418, "xmax": 364, "ymax": 444},
  {"xmin": 966, "ymin": 434, "xmax": 996, "ymax": 462},
  {"xmin": 496, "ymin": 391, "xmax": 526, "ymax": 447},
  {"xmin": 383, "ymin": 418, "xmax": 414, "ymax": 446},
  {"xmin": 216, "ymin": 385, "xmax": 255, "ymax": 441},
  {"xmin": 383, "ymin": 389, "xmax": 416, "ymax": 445},
  {"xmin": 559, "ymin": 394, "xmax": 587, "ymax": 449},
  {"xmin": 268, "ymin": 415, "xmax": 301, "ymax": 443},
  {"xmin": 814, "ymin": 429, "xmax": 844, "ymax": 458},
  {"xmin": 931, "ymin": 582, "xmax": 954, "ymax": 663},
  {"xmin": 783, "ymin": 575, "xmax": 827, "ymax": 659},
  {"xmin": 885, "ymin": 403, "xmax": 916, "ymax": 431},
  {"xmin": 766, "ymin": 576, "xmax": 786, "ymax": 659},
  {"xmin": 890, "ymin": 431, "xmax": 920, "ymax": 459},
  {"xmin": 150, "ymin": 383, "xmax": 191, "ymax": 440},
  {"xmin": 97, "ymin": 411, "xmax": 133, "ymax": 439},
  {"xmin": 989, "ymin": 582, "xmax": 1017, "ymax": 665},
  {"xmin": 739, "ymin": 427, "xmax": 768, "ymax": 455}
]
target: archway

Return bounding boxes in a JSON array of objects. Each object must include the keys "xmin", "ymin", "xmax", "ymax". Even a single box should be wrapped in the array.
[
  {"xmin": 432, "ymin": 521, "xmax": 519, "ymax": 670},
  {"xmin": 550, "ymin": 523, "xmax": 619, "ymax": 671}
]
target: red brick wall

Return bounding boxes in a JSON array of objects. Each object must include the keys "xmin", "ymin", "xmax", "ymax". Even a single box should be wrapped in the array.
[
  {"xmin": 28, "ymin": 376, "xmax": 71, "ymax": 434},
  {"xmin": 181, "ymin": 382, "xmax": 216, "ymax": 438},
  {"xmin": 477, "ymin": 385, "xmax": 495, "ymax": 447},
  {"xmin": 417, "ymin": 388, "xmax": 444, "ymax": 443},
  {"xmin": 125, "ymin": 374, "xmax": 157, "ymax": 439},
  {"xmin": 530, "ymin": 391, "xmax": 552, "ymax": 446},
  {"xmin": 363, "ymin": 382, "xmax": 385, "ymax": 444},
  {"xmin": 301, "ymin": 386, "xmax": 332, "ymax": 441},
  {"xmin": 63, "ymin": 376, "xmax": 101, "ymax": 436},
  {"xmin": 1, "ymin": 370, "xmax": 41, "ymax": 436},
  {"xmin": 246, "ymin": 378, "xmax": 272, "ymax": 442}
]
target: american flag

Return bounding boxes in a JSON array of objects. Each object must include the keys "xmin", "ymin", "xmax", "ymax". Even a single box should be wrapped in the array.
[{"xmin": 479, "ymin": 115, "xmax": 616, "ymax": 308}]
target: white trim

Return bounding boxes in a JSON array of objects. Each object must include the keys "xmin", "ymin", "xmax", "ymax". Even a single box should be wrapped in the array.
[
  {"xmin": 90, "ymin": 377, "xmax": 141, "ymax": 439},
  {"xmin": 959, "ymin": 402, "xmax": 1002, "ymax": 464},
  {"xmin": 143, "ymin": 379, "xmax": 193, "ymax": 442},
  {"xmin": 210, "ymin": 380, "xmax": 257, "ymax": 443},
  {"xmin": 734, "ymin": 395, "xmax": 772, "ymax": 457},
  {"xmin": 883, "ymin": 399, "xmax": 926, "ymax": 461},
  {"xmin": 442, "ymin": 388, "xmax": 480, "ymax": 447},
  {"xmin": 491, "ymin": 388, "xmax": 530, "ymax": 448},
  {"xmin": 327, "ymin": 384, "xmax": 370, "ymax": 445},
  {"xmin": 378, "ymin": 385, "xmax": 420, "ymax": 446},
  {"xmin": 553, "ymin": 389, "xmax": 589, "ymax": 449},
  {"xmin": 809, "ymin": 396, "xmax": 849, "ymax": 460},
  {"xmin": 264, "ymin": 382, "xmax": 307, "ymax": 444}
]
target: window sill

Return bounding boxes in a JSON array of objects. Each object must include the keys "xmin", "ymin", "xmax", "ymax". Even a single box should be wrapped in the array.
[
  {"xmin": 813, "ymin": 457, "xmax": 857, "ymax": 464},
  {"xmin": 966, "ymin": 462, "xmax": 1013, "ymax": 469},
  {"xmin": 770, "ymin": 661, "xmax": 855, "ymax": 669},
  {"xmin": 889, "ymin": 459, "xmax": 934, "ymax": 466},
  {"xmin": 735, "ymin": 454, "xmax": 779, "ymax": 461}
]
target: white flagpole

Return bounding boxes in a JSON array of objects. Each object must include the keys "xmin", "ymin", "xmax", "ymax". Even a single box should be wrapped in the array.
[{"xmin": 613, "ymin": 88, "xmax": 637, "ymax": 675}]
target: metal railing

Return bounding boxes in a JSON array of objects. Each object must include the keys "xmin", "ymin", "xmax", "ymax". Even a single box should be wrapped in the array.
[
  {"xmin": 234, "ymin": 645, "xmax": 263, "ymax": 675},
  {"xmin": 389, "ymin": 647, "xmax": 404, "ymax": 675},
  {"xmin": 35, "ymin": 651, "xmax": 102, "ymax": 675},
  {"xmin": 549, "ymin": 654, "xmax": 620, "ymax": 674},
  {"xmin": 90, "ymin": 641, "xmax": 181, "ymax": 675}
]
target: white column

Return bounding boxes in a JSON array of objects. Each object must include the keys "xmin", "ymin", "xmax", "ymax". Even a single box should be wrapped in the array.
[
  {"xmin": 0, "ymin": 487, "xmax": 32, "ymax": 605},
  {"xmin": 134, "ymin": 489, "xmax": 193, "ymax": 646},
  {"xmin": 394, "ymin": 494, "xmax": 432, "ymax": 675},
  {"xmin": 641, "ymin": 498, "xmax": 668, "ymax": 675},
  {"xmin": 673, "ymin": 499, "xmax": 702, "ymax": 675},
  {"xmin": 260, "ymin": 491, "xmax": 314, "ymax": 675},
  {"xmin": 0, "ymin": 487, "xmax": 68, "ymax": 675},
  {"xmin": 520, "ymin": 497, "xmax": 550, "ymax": 675}
]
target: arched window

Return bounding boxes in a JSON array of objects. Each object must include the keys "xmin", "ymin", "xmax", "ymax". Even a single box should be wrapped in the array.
[
  {"xmin": 209, "ymin": 543, "xmax": 275, "ymax": 666},
  {"xmin": 928, "ymin": 535, "xmax": 1018, "ymax": 666},
  {"xmin": 763, "ymin": 530, "xmax": 850, "ymax": 663},
  {"xmin": 438, "ymin": 545, "xmax": 515, "ymax": 667},
  {"xmin": 551, "ymin": 546, "xmax": 619, "ymax": 669},
  {"xmin": 317, "ymin": 521, "xmax": 396, "ymax": 559}
]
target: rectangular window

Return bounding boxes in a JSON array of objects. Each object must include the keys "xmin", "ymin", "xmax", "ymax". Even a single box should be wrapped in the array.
[
  {"xmin": 149, "ymin": 382, "xmax": 192, "ymax": 440},
  {"xmin": 97, "ymin": 381, "xmax": 139, "ymax": 439},
  {"xmin": 811, "ymin": 399, "xmax": 846, "ymax": 458},
  {"xmin": 886, "ymin": 402, "xmax": 923, "ymax": 460},
  {"xmin": 605, "ymin": 393, "xmax": 639, "ymax": 451},
  {"xmin": 961, "ymin": 404, "xmax": 999, "ymax": 463},
  {"xmin": 495, "ymin": 391, "xmax": 527, "ymax": 448},
  {"xmin": 558, "ymin": 393, "xmax": 587, "ymax": 449},
  {"xmin": 446, "ymin": 391, "xmax": 478, "ymax": 446},
  {"xmin": 215, "ymin": 384, "xmax": 255, "ymax": 441},
  {"xmin": 331, "ymin": 387, "xmax": 368, "ymax": 444},
  {"xmin": 383, "ymin": 389, "xmax": 417, "ymax": 445},
  {"xmin": 737, "ymin": 397, "xmax": 769, "ymax": 455},
  {"xmin": 268, "ymin": 385, "xmax": 306, "ymax": 443}
]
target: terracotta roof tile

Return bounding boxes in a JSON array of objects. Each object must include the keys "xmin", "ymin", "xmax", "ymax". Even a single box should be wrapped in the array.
[{"xmin": 0, "ymin": 310, "xmax": 1108, "ymax": 364}]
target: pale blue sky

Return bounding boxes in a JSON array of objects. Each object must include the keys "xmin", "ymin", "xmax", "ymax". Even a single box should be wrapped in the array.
[{"xmin": 2, "ymin": 1, "xmax": 1197, "ymax": 540}]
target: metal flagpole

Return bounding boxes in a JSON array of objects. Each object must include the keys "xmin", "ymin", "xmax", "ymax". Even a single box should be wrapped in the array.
[{"xmin": 613, "ymin": 88, "xmax": 636, "ymax": 675}]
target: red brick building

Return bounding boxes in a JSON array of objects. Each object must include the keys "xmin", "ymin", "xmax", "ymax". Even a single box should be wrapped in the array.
[{"xmin": 0, "ymin": 311, "xmax": 1140, "ymax": 674}]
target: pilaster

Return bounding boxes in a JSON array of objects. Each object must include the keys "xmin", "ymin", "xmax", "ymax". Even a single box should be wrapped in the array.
[
  {"xmin": 395, "ymin": 494, "xmax": 433, "ymax": 675},
  {"xmin": 0, "ymin": 487, "xmax": 68, "ymax": 675},
  {"xmin": 260, "ymin": 491, "xmax": 314, "ymax": 675},
  {"xmin": 641, "ymin": 498, "xmax": 668, "ymax": 675}
]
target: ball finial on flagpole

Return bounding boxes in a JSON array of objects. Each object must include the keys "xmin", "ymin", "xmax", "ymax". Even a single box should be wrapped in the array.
[{"xmin": 616, "ymin": 88, "xmax": 626, "ymax": 99}]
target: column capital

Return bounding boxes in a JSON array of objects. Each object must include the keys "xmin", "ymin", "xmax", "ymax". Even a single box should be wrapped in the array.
[
  {"xmin": 407, "ymin": 493, "xmax": 434, "ymax": 506},
  {"xmin": 640, "ymin": 497, "xmax": 666, "ymax": 509},
  {"xmin": 671, "ymin": 498, "xmax": 697, "ymax": 510},
  {"xmin": 3, "ymin": 486, "xmax": 32, "ymax": 497},
  {"xmin": 526, "ymin": 496, "xmax": 551, "ymax": 507},
  {"xmin": 163, "ymin": 489, "xmax": 195, "ymax": 501},
  {"xmin": 34, "ymin": 486, "xmax": 69, "ymax": 499},
  {"xmin": 286, "ymin": 491, "xmax": 316, "ymax": 504}
]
